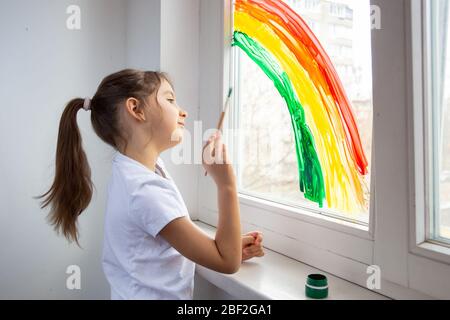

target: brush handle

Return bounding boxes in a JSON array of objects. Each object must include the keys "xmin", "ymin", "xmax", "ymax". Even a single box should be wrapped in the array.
[
  {"xmin": 204, "ymin": 111, "xmax": 226, "ymax": 177},
  {"xmin": 205, "ymin": 90, "xmax": 232, "ymax": 177},
  {"xmin": 216, "ymin": 111, "xmax": 226, "ymax": 132}
]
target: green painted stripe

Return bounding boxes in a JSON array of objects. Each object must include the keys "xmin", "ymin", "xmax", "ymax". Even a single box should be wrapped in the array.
[{"xmin": 233, "ymin": 31, "xmax": 325, "ymax": 206}]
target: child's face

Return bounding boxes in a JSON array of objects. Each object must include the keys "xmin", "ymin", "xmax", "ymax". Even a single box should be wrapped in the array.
[{"xmin": 153, "ymin": 79, "xmax": 188, "ymax": 150}]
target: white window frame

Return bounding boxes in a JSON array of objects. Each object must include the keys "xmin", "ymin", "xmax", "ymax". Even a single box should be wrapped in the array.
[
  {"xmin": 197, "ymin": 0, "xmax": 450, "ymax": 299},
  {"xmin": 408, "ymin": 0, "xmax": 450, "ymax": 265}
]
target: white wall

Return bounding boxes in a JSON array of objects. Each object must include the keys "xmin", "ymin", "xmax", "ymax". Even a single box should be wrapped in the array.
[
  {"xmin": 123, "ymin": 0, "xmax": 202, "ymax": 219},
  {"xmin": 0, "ymin": 0, "xmax": 128, "ymax": 299},
  {"xmin": 126, "ymin": 0, "xmax": 161, "ymax": 70},
  {"xmin": 0, "ymin": 0, "xmax": 203, "ymax": 299},
  {"xmin": 197, "ymin": 0, "xmax": 226, "ymax": 216},
  {"xmin": 160, "ymin": 0, "xmax": 200, "ymax": 219}
]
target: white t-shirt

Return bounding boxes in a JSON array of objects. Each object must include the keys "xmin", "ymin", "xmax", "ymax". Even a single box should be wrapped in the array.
[{"xmin": 102, "ymin": 151, "xmax": 195, "ymax": 300}]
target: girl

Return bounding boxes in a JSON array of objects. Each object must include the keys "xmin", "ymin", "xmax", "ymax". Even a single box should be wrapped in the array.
[{"xmin": 37, "ymin": 69, "xmax": 264, "ymax": 300}]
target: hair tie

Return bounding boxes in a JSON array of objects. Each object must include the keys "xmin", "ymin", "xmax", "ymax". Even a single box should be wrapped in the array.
[{"xmin": 83, "ymin": 97, "xmax": 91, "ymax": 111}]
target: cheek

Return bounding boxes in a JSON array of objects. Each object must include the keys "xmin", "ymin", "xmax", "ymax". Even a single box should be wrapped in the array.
[
  {"xmin": 157, "ymin": 105, "xmax": 173, "ymax": 128},
  {"xmin": 161, "ymin": 105, "xmax": 182, "ymax": 141},
  {"xmin": 164, "ymin": 106, "xmax": 179, "ymax": 128}
]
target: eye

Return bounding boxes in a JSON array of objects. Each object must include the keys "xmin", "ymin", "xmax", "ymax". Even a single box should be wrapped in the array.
[{"xmin": 167, "ymin": 98, "xmax": 175, "ymax": 103}]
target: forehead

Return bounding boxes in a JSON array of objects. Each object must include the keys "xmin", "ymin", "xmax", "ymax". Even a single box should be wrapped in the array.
[{"xmin": 159, "ymin": 79, "xmax": 174, "ymax": 95}]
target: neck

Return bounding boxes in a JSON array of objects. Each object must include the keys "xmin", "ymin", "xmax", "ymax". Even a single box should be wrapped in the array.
[{"xmin": 123, "ymin": 142, "xmax": 160, "ymax": 173}]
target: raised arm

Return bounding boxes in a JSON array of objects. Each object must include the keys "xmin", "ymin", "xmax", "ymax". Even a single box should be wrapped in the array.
[{"xmin": 159, "ymin": 131, "xmax": 241, "ymax": 274}]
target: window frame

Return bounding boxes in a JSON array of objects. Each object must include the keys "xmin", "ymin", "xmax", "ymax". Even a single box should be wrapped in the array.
[
  {"xmin": 409, "ymin": 0, "xmax": 450, "ymax": 264},
  {"xmin": 197, "ymin": 0, "xmax": 450, "ymax": 299},
  {"xmin": 199, "ymin": 0, "xmax": 375, "ymax": 289},
  {"xmin": 230, "ymin": 0, "xmax": 376, "ymax": 233}
]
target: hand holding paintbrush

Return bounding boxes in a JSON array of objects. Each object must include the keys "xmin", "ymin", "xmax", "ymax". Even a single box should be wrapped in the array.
[{"xmin": 204, "ymin": 88, "xmax": 233, "ymax": 177}]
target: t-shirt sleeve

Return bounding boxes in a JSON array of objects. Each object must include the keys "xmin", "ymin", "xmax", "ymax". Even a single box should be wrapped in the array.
[{"xmin": 129, "ymin": 180, "xmax": 188, "ymax": 238}]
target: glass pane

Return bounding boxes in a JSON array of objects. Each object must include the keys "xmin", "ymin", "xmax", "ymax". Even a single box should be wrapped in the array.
[
  {"xmin": 235, "ymin": 0, "xmax": 373, "ymax": 224},
  {"xmin": 429, "ymin": 0, "xmax": 450, "ymax": 241}
]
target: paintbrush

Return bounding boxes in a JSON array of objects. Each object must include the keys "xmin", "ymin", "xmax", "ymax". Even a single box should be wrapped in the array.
[{"xmin": 204, "ymin": 88, "xmax": 233, "ymax": 177}]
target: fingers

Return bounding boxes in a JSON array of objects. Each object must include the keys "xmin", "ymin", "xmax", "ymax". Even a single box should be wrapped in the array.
[
  {"xmin": 203, "ymin": 132, "xmax": 215, "ymax": 149},
  {"xmin": 223, "ymin": 143, "xmax": 230, "ymax": 164},
  {"xmin": 202, "ymin": 131, "xmax": 227, "ymax": 165},
  {"xmin": 202, "ymin": 132, "xmax": 218, "ymax": 165},
  {"xmin": 241, "ymin": 231, "xmax": 265, "ymax": 262},
  {"xmin": 244, "ymin": 231, "xmax": 262, "ymax": 237},
  {"xmin": 242, "ymin": 244, "xmax": 265, "ymax": 262},
  {"xmin": 202, "ymin": 132, "xmax": 217, "ymax": 154},
  {"xmin": 244, "ymin": 243, "xmax": 263, "ymax": 252},
  {"xmin": 215, "ymin": 133, "xmax": 224, "ymax": 164},
  {"xmin": 202, "ymin": 140, "xmax": 215, "ymax": 165},
  {"xmin": 242, "ymin": 235, "xmax": 256, "ymax": 247},
  {"xmin": 255, "ymin": 233, "xmax": 263, "ymax": 245},
  {"xmin": 243, "ymin": 245, "xmax": 265, "ymax": 257},
  {"xmin": 244, "ymin": 231, "xmax": 263, "ymax": 244}
]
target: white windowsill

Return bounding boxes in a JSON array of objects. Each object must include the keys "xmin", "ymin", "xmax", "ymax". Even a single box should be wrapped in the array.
[{"xmin": 193, "ymin": 221, "xmax": 389, "ymax": 300}]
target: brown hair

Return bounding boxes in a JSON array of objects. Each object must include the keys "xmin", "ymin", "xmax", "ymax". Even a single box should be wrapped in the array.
[{"xmin": 35, "ymin": 69, "xmax": 171, "ymax": 246}]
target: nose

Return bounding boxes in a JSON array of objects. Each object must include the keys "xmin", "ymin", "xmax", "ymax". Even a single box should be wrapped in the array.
[{"xmin": 179, "ymin": 108, "xmax": 188, "ymax": 119}]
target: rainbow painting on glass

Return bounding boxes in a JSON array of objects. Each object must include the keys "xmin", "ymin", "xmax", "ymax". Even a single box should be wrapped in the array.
[{"xmin": 233, "ymin": 0, "xmax": 369, "ymax": 213}]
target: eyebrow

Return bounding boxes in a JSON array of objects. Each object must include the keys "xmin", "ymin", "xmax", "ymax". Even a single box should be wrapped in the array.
[{"xmin": 162, "ymin": 90, "xmax": 175, "ymax": 97}]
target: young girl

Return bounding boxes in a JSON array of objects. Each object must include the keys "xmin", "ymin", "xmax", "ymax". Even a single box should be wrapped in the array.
[{"xmin": 37, "ymin": 69, "xmax": 264, "ymax": 300}]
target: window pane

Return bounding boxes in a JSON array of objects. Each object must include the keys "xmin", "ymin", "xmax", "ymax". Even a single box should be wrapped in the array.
[
  {"xmin": 429, "ymin": 0, "xmax": 450, "ymax": 242},
  {"xmin": 235, "ymin": 0, "xmax": 373, "ymax": 224}
]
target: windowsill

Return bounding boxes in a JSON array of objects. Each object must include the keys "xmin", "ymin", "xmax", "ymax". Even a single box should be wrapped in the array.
[
  {"xmin": 410, "ymin": 241, "xmax": 450, "ymax": 265},
  {"xmin": 419, "ymin": 241, "xmax": 450, "ymax": 256},
  {"xmin": 193, "ymin": 221, "xmax": 389, "ymax": 300}
]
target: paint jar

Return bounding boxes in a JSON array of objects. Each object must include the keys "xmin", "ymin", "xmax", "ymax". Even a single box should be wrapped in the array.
[{"xmin": 305, "ymin": 274, "xmax": 328, "ymax": 299}]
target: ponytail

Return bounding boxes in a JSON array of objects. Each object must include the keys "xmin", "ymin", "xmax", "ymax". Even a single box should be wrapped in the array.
[
  {"xmin": 35, "ymin": 69, "xmax": 171, "ymax": 246},
  {"xmin": 35, "ymin": 98, "xmax": 93, "ymax": 247}
]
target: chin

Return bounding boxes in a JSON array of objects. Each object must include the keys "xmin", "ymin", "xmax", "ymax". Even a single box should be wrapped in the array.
[
  {"xmin": 175, "ymin": 135, "xmax": 183, "ymax": 144},
  {"xmin": 169, "ymin": 128, "xmax": 184, "ymax": 145}
]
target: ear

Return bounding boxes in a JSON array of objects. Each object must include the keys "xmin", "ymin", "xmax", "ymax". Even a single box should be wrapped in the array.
[{"xmin": 125, "ymin": 97, "xmax": 146, "ymax": 121}]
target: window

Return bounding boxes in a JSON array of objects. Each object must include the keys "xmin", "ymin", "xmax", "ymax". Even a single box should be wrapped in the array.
[
  {"xmin": 234, "ymin": 0, "xmax": 373, "ymax": 224},
  {"xmin": 327, "ymin": 44, "xmax": 353, "ymax": 59},
  {"xmin": 285, "ymin": 0, "xmax": 321, "ymax": 13},
  {"xmin": 199, "ymin": 0, "xmax": 450, "ymax": 300},
  {"xmin": 329, "ymin": 2, "xmax": 353, "ymax": 20},
  {"xmin": 304, "ymin": 18, "xmax": 318, "ymax": 34},
  {"xmin": 330, "ymin": 24, "xmax": 353, "ymax": 40},
  {"xmin": 426, "ymin": 0, "xmax": 450, "ymax": 244}
]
